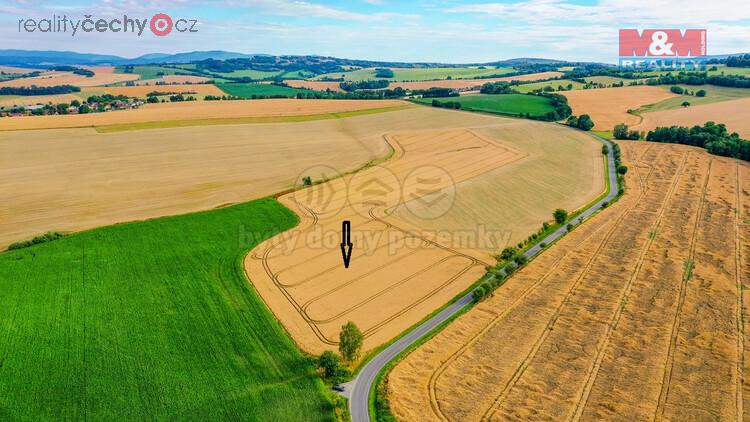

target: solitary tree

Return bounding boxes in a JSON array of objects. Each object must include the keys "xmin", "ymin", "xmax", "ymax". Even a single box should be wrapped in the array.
[
  {"xmin": 576, "ymin": 114, "xmax": 595, "ymax": 131},
  {"xmin": 613, "ymin": 123, "xmax": 628, "ymax": 140},
  {"xmin": 681, "ymin": 101, "xmax": 691, "ymax": 108},
  {"xmin": 339, "ymin": 321, "xmax": 363, "ymax": 362},
  {"xmin": 617, "ymin": 165, "xmax": 629, "ymax": 175},
  {"xmin": 553, "ymin": 208, "xmax": 568, "ymax": 224},
  {"xmin": 318, "ymin": 350, "xmax": 340, "ymax": 378}
]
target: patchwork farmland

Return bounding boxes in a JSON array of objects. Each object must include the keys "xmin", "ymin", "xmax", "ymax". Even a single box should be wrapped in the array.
[{"xmin": 388, "ymin": 142, "xmax": 750, "ymax": 421}]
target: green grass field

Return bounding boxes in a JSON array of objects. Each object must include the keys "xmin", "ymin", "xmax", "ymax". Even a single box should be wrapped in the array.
[
  {"xmin": 636, "ymin": 84, "xmax": 750, "ymax": 113},
  {"xmin": 0, "ymin": 198, "xmax": 338, "ymax": 421},
  {"xmin": 514, "ymin": 79, "xmax": 585, "ymax": 93},
  {"xmin": 217, "ymin": 83, "xmax": 310, "ymax": 98},
  {"xmin": 315, "ymin": 66, "xmax": 515, "ymax": 82},
  {"xmin": 415, "ymin": 94, "xmax": 556, "ymax": 117}
]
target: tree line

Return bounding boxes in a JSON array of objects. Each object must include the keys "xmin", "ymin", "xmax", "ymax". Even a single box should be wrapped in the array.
[
  {"xmin": 0, "ymin": 85, "xmax": 81, "ymax": 96},
  {"xmin": 727, "ymin": 54, "xmax": 750, "ymax": 68},
  {"xmin": 646, "ymin": 122, "xmax": 750, "ymax": 162}
]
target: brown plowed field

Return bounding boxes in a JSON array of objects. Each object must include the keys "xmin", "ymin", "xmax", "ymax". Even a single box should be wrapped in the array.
[
  {"xmin": 562, "ymin": 86, "xmax": 677, "ymax": 130},
  {"xmin": 245, "ymin": 118, "xmax": 603, "ymax": 354},
  {"xmin": 389, "ymin": 141, "xmax": 749, "ymax": 421},
  {"xmin": 634, "ymin": 97, "xmax": 750, "ymax": 139}
]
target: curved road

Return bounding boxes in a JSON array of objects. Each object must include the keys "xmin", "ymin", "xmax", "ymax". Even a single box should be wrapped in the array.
[{"xmin": 345, "ymin": 133, "xmax": 618, "ymax": 422}]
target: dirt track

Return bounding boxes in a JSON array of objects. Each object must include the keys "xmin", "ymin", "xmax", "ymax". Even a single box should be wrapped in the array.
[{"xmin": 388, "ymin": 141, "xmax": 750, "ymax": 421}]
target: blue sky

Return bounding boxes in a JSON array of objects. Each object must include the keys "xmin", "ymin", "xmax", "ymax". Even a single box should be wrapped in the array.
[{"xmin": 1, "ymin": 0, "xmax": 748, "ymax": 63}]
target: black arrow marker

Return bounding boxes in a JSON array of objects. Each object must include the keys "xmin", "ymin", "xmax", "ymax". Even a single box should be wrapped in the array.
[{"xmin": 340, "ymin": 220, "xmax": 353, "ymax": 269}]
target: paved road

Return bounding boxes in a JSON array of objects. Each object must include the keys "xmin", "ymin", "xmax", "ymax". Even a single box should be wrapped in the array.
[{"xmin": 346, "ymin": 134, "xmax": 618, "ymax": 422}]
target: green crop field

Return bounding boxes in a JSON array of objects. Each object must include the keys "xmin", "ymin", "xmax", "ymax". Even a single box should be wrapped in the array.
[
  {"xmin": 216, "ymin": 83, "xmax": 311, "ymax": 97},
  {"xmin": 514, "ymin": 79, "xmax": 585, "ymax": 93},
  {"xmin": 0, "ymin": 198, "xmax": 337, "ymax": 421},
  {"xmin": 636, "ymin": 84, "xmax": 750, "ymax": 113},
  {"xmin": 314, "ymin": 66, "xmax": 515, "ymax": 82},
  {"xmin": 415, "ymin": 93, "xmax": 556, "ymax": 117}
]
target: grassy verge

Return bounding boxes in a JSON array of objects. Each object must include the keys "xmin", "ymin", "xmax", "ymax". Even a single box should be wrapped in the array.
[
  {"xmin": 93, "ymin": 105, "xmax": 413, "ymax": 133},
  {"xmin": 0, "ymin": 198, "xmax": 339, "ymax": 421}
]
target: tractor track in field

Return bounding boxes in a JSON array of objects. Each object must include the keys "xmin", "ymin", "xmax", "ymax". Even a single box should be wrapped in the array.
[
  {"xmin": 653, "ymin": 156, "xmax": 713, "ymax": 421},
  {"xmin": 477, "ymin": 147, "xmax": 680, "ymax": 421},
  {"xmin": 735, "ymin": 162, "xmax": 746, "ymax": 421},
  {"xmin": 569, "ymin": 149, "xmax": 694, "ymax": 421}
]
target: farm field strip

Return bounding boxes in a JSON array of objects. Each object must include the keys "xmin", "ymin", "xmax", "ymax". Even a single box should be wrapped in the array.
[
  {"xmin": 0, "ymin": 98, "xmax": 410, "ymax": 131},
  {"xmin": 388, "ymin": 145, "xmax": 670, "ymax": 421},
  {"xmin": 741, "ymin": 164, "xmax": 750, "ymax": 422},
  {"xmin": 388, "ymin": 142, "xmax": 749, "ymax": 422},
  {"xmin": 651, "ymin": 156, "xmax": 713, "ymax": 420},
  {"xmin": 482, "ymin": 148, "xmax": 687, "ymax": 421},
  {"xmin": 246, "ymin": 129, "xmax": 527, "ymax": 353},
  {"xmin": 658, "ymin": 156, "xmax": 742, "ymax": 420},
  {"xmin": 578, "ymin": 152, "xmax": 711, "ymax": 421}
]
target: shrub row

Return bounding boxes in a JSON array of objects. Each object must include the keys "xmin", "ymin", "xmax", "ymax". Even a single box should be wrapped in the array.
[{"xmin": 8, "ymin": 232, "xmax": 65, "ymax": 251}]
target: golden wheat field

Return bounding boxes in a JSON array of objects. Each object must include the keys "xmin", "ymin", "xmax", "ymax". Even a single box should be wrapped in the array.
[
  {"xmin": 244, "ymin": 111, "xmax": 604, "ymax": 354},
  {"xmin": 0, "ymin": 69, "xmax": 138, "ymax": 88},
  {"xmin": 388, "ymin": 141, "xmax": 750, "ymax": 422},
  {"xmin": 635, "ymin": 97, "xmax": 750, "ymax": 139},
  {"xmin": 0, "ymin": 98, "xmax": 409, "ymax": 130},
  {"xmin": 284, "ymin": 80, "xmax": 345, "ymax": 92},
  {"xmin": 562, "ymin": 86, "xmax": 677, "ymax": 130},
  {"xmin": 134, "ymin": 75, "xmax": 212, "ymax": 84}
]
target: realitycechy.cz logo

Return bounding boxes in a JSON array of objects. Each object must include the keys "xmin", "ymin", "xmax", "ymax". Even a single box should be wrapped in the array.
[
  {"xmin": 619, "ymin": 29, "xmax": 707, "ymax": 70},
  {"xmin": 18, "ymin": 13, "xmax": 197, "ymax": 37}
]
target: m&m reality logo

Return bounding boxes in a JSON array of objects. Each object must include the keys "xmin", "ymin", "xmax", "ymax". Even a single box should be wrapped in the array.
[{"xmin": 619, "ymin": 29, "xmax": 707, "ymax": 70}]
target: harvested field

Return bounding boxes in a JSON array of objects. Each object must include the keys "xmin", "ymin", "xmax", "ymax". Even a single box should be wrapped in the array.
[
  {"xmin": 0, "ymin": 65, "xmax": 38, "ymax": 74},
  {"xmin": 0, "ymin": 69, "xmax": 138, "ymax": 88},
  {"xmin": 562, "ymin": 85, "xmax": 677, "ymax": 130},
  {"xmin": 634, "ymin": 97, "xmax": 750, "ymax": 139},
  {"xmin": 389, "ymin": 72, "xmax": 563, "ymax": 91},
  {"xmin": 284, "ymin": 80, "xmax": 345, "ymax": 92},
  {"xmin": 0, "ymin": 93, "xmax": 83, "ymax": 107},
  {"xmin": 245, "ymin": 116, "xmax": 604, "ymax": 354},
  {"xmin": 138, "ymin": 75, "xmax": 211, "ymax": 84},
  {"xmin": 0, "ymin": 98, "xmax": 408, "ymax": 131},
  {"xmin": 388, "ymin": 142, "xmax": 750, "ymax": 422},
  {"xmin": 389, "ymin": 121, "xmax": 604, "ymax": 253}
]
